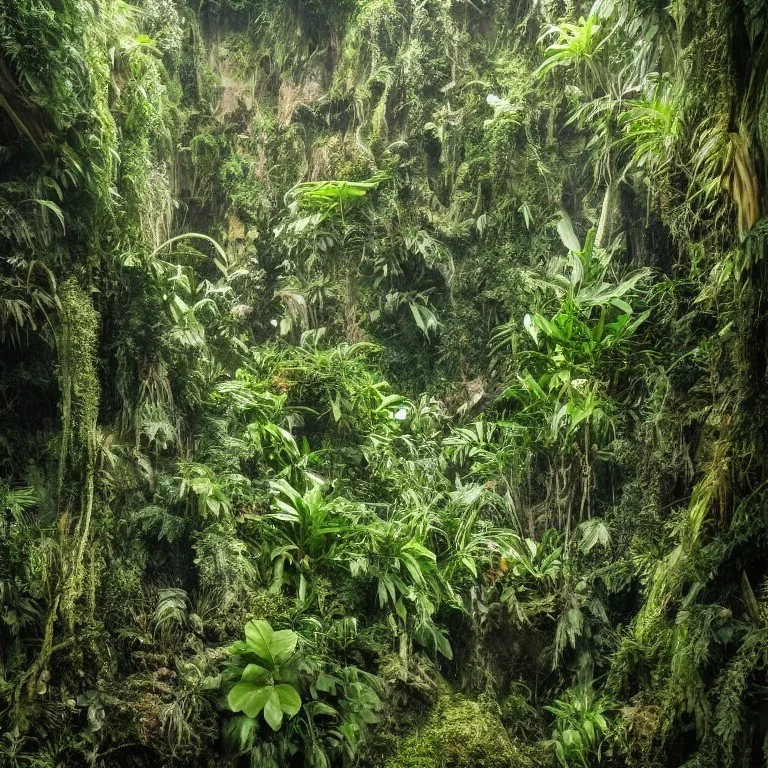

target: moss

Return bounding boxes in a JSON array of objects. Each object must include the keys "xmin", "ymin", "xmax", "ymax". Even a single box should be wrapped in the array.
[
  {"xmin": 55, "ymin": 279, "xmax": 101, "ymax": 629},
  {"xmin": 57, "ymin": 277, "xmax": 100, "ymax": 458},
  {"xmin": 385, "ymin": 693, "xmax": 534, "ymax": 768}
]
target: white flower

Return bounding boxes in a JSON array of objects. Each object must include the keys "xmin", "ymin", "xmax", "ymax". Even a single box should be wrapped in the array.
[{"xmin": 393, "ymin": 408, "xmax": 408, "ymax": 421}]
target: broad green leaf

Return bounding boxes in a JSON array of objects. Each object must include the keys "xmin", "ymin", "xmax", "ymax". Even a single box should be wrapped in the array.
[
  {"xmin": 275, "ymin": 684, "xmax": 302, "ymax": 716},
  {"xmin": 315, "ymin": 672, "xmax": 338, "ymax": 693},
  {"xmin": 340, "ymin": 721, "xmax": 360, "ymax": 743},
  {"xmin": 229, "ymin": 640, "xmax": 250, "ymax": 655},
  {"xmin": 263, "ymin": 689, "xmax": 284, "ymax": 730},
  {"xmin": 244, "ymin": 620, "xmax": 275, "ymax": 663},
  {"xmin": 227, "ymin": 682, "xmax": 271, "ymax": 718},
  {"xmin": 271, "ymin": 478, "xmax": 303, "ymax": 507},
  {"xmin": 240, "ymin": 664, "xmax": 270, "ymax": 683},
  {"xmin": 307, "ymin": 701, "xmax": 337, "ymax": 717},
  {"xmin": 376, "ymin": 393, "xmax": 403, "ymax": 412},
  {"xmin": 401, "ymin": 553, "xmax": 426, "ymax": 585},
  {"xmin": 532, "ymin": 313, "xmax": 560, "ymax": 340},
  {"xmin": 271, "ymin": 629, "xmax": 298, "ymax": 665}
]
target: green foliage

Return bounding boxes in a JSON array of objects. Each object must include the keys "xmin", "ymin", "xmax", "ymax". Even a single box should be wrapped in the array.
[
  {"xmin": 544, "ymin": 680, "xmax": 615, "ymax": 768},
  {"xmin": 226, "ymin": 620, "xmax": 302, "ymax": 730},
  {"xmin": 495, "ymin": 530, "xmax": 563, "ymax": 624},
  {"xmin": 286, "ymin": 172, "xmax": 389, "ymax": 220},
  {"xmin": 535, "ymin": 16, "xmax": 608, "ymax": 92},
  {"xmin": 2, "ymin": 1, "xmax": 768, "ymax": 767},
  {"xmin": 266, "ymin": 478, "xmax": 365, "ymax": 598}
]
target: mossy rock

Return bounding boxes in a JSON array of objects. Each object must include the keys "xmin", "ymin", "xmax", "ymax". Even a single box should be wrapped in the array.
[{"xmin": 385, "ymin": 693, "xmax": 534, "ymax": 768}]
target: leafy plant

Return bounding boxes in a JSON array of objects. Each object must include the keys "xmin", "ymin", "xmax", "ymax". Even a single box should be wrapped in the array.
[
  {"xmin": 284, "ymin": 172, "xmax": 388, "ymax": 223},
  {"xmin": 535, "ymin": 16, "xmax": 608, "ymax": 92},
  {"xmin": 544, "ymin": 681, "xmax": 614, "ymax": 767},
  {"xmin": 227, "ymin": 620, "xmax": 303, "ymax": 731},
  {"xmin": 266, "ymin": 478, "xmax": 365, "ymax": 600}
]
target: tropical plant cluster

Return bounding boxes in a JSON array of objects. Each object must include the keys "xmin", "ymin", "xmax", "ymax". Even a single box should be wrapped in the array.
[{"xmin": 2, "ymin": 1, "xmax": 768, "ymax": 767}]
